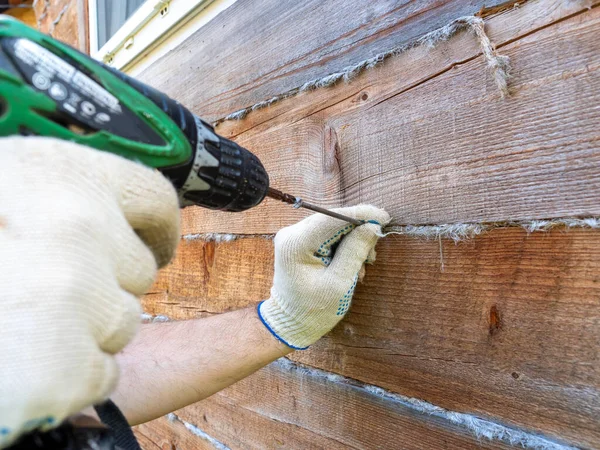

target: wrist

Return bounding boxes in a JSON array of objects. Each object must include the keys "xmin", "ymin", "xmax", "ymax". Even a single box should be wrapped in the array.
[
  {"xmin": 253, "ymin": 303, "xmax": 297, "ymax": 354},
  {"xmin": 257, "ymin": 299, "xmax": 322, "ymax": 350}
]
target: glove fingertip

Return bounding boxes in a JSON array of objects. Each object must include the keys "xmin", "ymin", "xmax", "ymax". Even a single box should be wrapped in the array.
[
  {"xmin": 361, "ymin": 221, "xmax": 385, "ymax": 243},
  {"xmin": 358, "ymin": 265, "xmax": 367, "ymax": 281},
  {"xmin": 96, "ymin": 290, "xmax": 142, "ymax": 355},
  {"xmin": 366, "ymin": 247, "xmax": 377, "ymax": 265}
]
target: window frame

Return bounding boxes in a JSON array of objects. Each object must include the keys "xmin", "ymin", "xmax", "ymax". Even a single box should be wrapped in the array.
[{"xmin": 88, "ymin": 0, "xmax": 217, "ymax": 70}]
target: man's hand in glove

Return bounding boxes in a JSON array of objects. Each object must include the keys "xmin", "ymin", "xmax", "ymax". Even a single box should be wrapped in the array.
[
  {"xmin": 259, "ymin": 205, "xmax": 390, "ymax": 350},
  {"xmin": 0, "ymin": 137, "xmax": 180, "ymax": 447}
]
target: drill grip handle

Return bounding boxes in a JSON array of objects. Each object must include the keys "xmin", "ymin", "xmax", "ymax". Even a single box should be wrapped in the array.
[{"xmin": 102, "ymin": 64, "xmax": 198, "ymax": 148}]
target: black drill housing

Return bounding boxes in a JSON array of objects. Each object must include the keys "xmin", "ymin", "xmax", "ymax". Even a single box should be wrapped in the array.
[{"xmin": 104, "ymin": 65, "xmax": 269, "ymax": 212}]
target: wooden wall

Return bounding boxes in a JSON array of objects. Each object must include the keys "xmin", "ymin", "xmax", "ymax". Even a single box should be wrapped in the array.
[
  {"xmin": 11, "ymin": 0, "xmax": 599, "ymax": 448},
  {"xmin": 136, "ymin": 0, "xmax": 600, "ymax": 448},
  {"xmin": 31, "ymin": 0, "xmax": 87, "ymax": 52},
  {"xmin": 135, "ymin": 0, "xmax": 600, "ymax": 448}
]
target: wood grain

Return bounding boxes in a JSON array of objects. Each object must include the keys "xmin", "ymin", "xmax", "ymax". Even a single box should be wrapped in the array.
[
  {"xmin": 176, "ymin": 1, "xmax": 600, "ymax": 235},
  {"xmin": 33, "ymin": 0, "xmax": 83, "ymax": 50},
  {"xmin": 137, "ymin": 0, "xmax": 506, "ymax": 123},
  {"xmin": 150, "ymin": 361, "xmax": 511, "ymax": 450},
  {"xmin": 293, "ymin": 228, "xmax": 600, "ymax": 448},
  {"xmin": 145, "ymin": 227, "xmax": 600, "ymax": 448},
  {"xmin": 138, "ymin": 0, "xmax": 600, "ymax": 447},
  {"xmin": 134, "ymin": 415, "xmax": 217, "ymax": 450},
  {"xmin": 144, "ymin": 237, "xmax": 274, "ymax": 317}
]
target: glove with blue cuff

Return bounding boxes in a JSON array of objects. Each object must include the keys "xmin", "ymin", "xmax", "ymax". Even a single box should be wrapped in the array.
[{"xmin": 258, "ymin": 205, "xmax": 390, "ymax": 350}]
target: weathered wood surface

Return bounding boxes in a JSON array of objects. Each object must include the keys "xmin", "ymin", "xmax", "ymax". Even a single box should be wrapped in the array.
[
  {"xmin": 144, "ymin": 237, "xmax": 273, "ymax": 318},
  {"xmin": 145, "ymin": 227, "xmax": 600, "ymax": 448},
  {"xmin": 297, "ymin": 228, "xmax": 600, "ymax": 448},
  {"xmin": 174, "ymin": 0, "xmax": 600, "ymax": 235},
  {"xmin": 137, "ymin": 0, "xmax": 506, "ymax": 124},
  {"xmin": 33, "ymin": 0, "xmax": 85, "ymax": 51},
  {"xmin": 133, "ymin": 417, "xmax": 220, "ymax": 450},
  {"xmin": 137, "ymin": 360, "xmax": 511, "ymax": 450},
  {"xmin": 139, "ymin": 0, "xmax": 600, "ymax": 447},
  {"xmin": 134, "ymin": 415, "xmax": 217, "ymax": 450}
]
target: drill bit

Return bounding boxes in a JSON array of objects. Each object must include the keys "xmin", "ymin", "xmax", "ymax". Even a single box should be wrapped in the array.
[{"xmin": 267, "ymin": 187, "xmax": 363, "ymax": 226}]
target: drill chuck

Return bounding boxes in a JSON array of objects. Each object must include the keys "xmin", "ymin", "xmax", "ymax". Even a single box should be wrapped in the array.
[{"xmin": 178, "ymin": 120, "xmax": 270, "ymax": 211}]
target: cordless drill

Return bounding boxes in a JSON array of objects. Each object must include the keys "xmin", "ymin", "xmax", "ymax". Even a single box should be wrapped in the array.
[
  {"xmin": 0, "ymin": 16, "xmax": 362, "ymax": 225},
  {"xmin": 0, "ymin": 15, "xmax": 270, "ymax": 211}
]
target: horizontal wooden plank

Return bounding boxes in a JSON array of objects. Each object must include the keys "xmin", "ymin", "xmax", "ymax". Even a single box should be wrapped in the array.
[
  {"xmin": 177, "ymin": 0, "xmax": 600, "ymax": 234},
  {"xmin": 168, "ymin": 360, "xmax": 510, "ymax": 450},
  {"xmin": 145, "ymin": 227, "xmax": 600, "ymax": 447},
  {"xmin": 144, "ymin": 237, "xmax": 274, "ymax": 316},
  {"xmin": 137, "ymin": 0, "xmax": 505, "ymax": 123}
]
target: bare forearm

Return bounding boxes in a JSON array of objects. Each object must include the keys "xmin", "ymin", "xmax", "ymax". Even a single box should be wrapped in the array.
[{"xmin": 111, "ymin": 307, "xmax": 292, "ymax": 425}]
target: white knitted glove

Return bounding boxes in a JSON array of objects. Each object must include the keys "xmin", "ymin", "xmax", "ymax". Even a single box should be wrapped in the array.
[
  {"xmin": 258, "ymin": 205, "xmax": 390, "ymax": 349},
  {"xmin": 0, "ymin": 137, "xmax": 180, "ymax": 447}
]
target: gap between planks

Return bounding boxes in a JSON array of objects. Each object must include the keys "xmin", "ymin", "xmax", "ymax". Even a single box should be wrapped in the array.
[
  {"xmin": 156, "ymin": 357, "xmax": 577, "ymax": 450},
  {"xmin": 211, "ymin": 3, "xmax": 523, "ymax": 125},
  {"xmin": 166, "ymin": 413, "xmax": 231, "ymax": 450},
  {"xmin": 213, "ymin": 0, "xmax": 598, "ymax": 127},
  {"xmin": 180, "ymin": 217, "xmax": 600, "ymax": 243},
  {"xmin": 274, "ymin": 358, "xmax": 578, "ymax": 450}
]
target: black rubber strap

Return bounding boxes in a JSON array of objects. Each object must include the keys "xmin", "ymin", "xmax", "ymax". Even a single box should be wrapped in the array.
[{"xmin": 94, "ymin": 400, "xmax": 141, "ymax": 450}]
